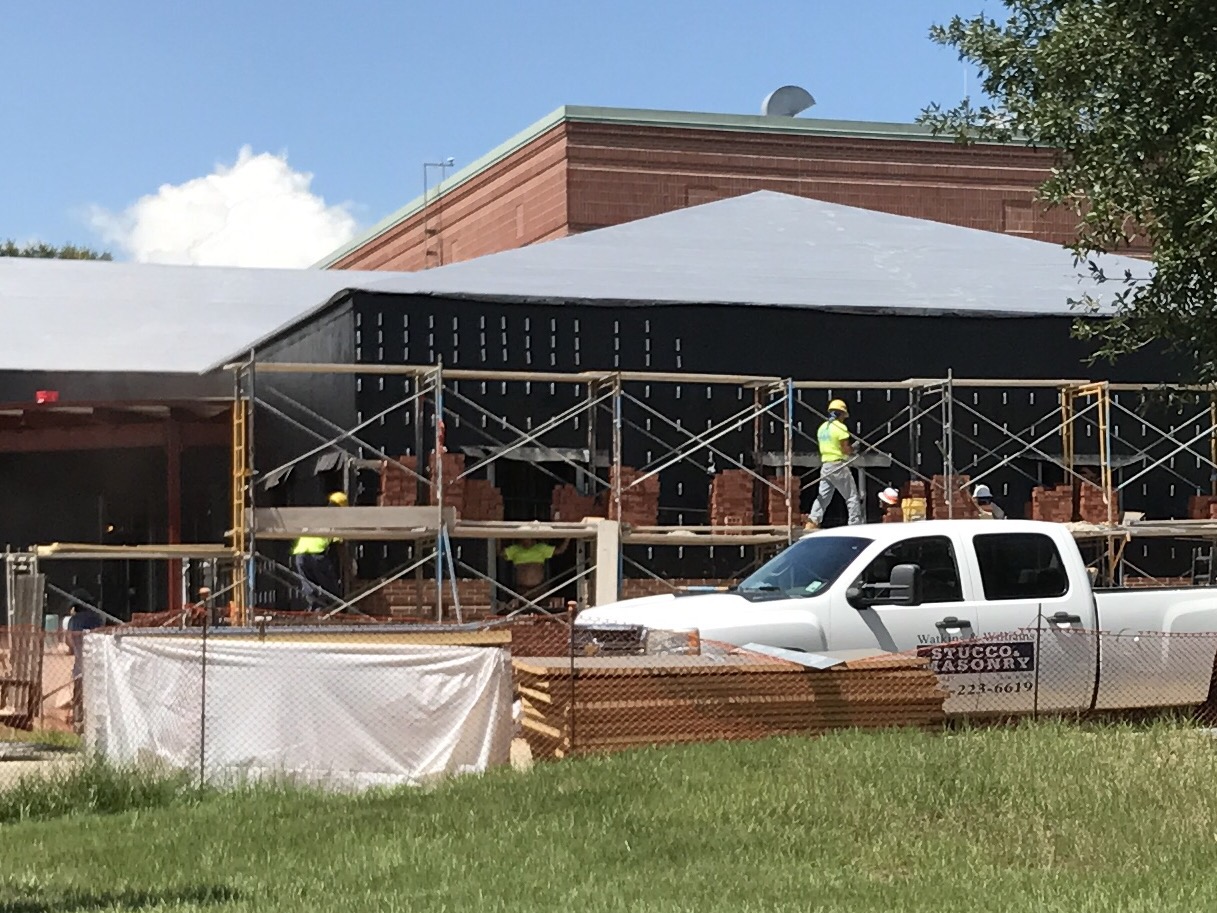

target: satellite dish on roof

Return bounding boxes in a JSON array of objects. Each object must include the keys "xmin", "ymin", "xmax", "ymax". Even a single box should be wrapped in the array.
[{"xmin": 761, "ymin": 85, "xmax": 816, "ymax": 117}]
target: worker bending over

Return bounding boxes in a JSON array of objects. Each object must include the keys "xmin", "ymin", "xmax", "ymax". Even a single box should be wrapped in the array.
[
  {"xmin": 973, "ymin": 484, "xmax": 1007, "ymax": 520},
  {"xmin": 807, "ymin": 398, "xmax": 863, "ymax": 528},
  {"xmin": 291, "ymin": 491, "xmax": 347, "ymax": 611}
]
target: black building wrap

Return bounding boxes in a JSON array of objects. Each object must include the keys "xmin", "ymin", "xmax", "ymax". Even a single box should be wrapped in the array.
[{"xmin": 256, "ymin": 291, "xmax": 1194, "ymax": 586}]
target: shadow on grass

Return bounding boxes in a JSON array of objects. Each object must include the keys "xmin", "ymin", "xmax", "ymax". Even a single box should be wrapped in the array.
[{"xmin": 0, "ymin": 884, "xmax": 238, "ymax": 912}]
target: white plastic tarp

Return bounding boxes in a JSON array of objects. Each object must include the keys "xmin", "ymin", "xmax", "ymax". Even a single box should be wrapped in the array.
[{"xmin": 82, "ymin": 634, "xmax": 513, "ymax": 791}]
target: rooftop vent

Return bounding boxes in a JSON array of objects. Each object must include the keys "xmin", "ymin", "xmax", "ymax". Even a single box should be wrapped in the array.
[{"xmin": 761, "ymin": 86, "xmax": 816, "ymax": 117}]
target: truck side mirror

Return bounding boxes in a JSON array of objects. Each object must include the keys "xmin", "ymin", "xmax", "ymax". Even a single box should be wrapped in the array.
[
  {"xmin": 846, "ymin": 564, "xmax": 923, "ymax": 609},
  {"xmin": 888, "ymin": 564, "xmax": 923, "ymax": 606}
]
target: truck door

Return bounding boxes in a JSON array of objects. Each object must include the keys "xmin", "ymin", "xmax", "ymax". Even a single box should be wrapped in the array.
[
  {"xmin": 830, "ymin": 533, "xmax": 988, "ymax": 655},
  {"xmin": 956, "ymin": 531, "xmax": 1095, "ymax": 714}
]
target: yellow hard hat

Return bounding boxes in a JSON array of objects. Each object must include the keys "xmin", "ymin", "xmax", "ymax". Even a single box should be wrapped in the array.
[
  {"xmin": 828, "ymin": 398, "xmax": 849, "ymax": 416},
  {"xmin": 328, "ymin": 491, "xmax": 349, "ymax": 506}
]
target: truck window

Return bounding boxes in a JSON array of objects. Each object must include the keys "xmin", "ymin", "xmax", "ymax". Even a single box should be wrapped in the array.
[
  {"xmin": 973, "ymin": 533, "xmax": 1070, "ymax": 600},
  {"xmin": 858, "ymin": 536, "xmax": 962, "ymax": 603},
  {"xmin": 737, "ymin": 536, "xmax": 871, "ymax": 598}
]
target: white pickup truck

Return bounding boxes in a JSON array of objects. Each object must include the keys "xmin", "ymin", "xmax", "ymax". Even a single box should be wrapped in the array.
[{"xmin": 576, "ymin": 520, "xmax": 1217, "ymax": 716}]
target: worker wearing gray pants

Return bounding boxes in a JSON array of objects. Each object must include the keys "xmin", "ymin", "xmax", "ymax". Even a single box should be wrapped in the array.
[{"xmin": 806, "ymin": 398, "xmax": 864, "ymax": 528}]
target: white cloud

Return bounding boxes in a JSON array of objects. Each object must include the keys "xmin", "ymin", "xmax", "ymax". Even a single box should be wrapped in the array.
[{"xmin": 90, "ymin": 147, "xmax": 358, "ymax": 268}]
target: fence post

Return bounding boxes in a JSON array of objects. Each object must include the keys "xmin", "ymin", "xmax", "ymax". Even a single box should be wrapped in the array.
[
  {"xmin": 1033, "ymin": 605, "xmax": 1043, "ymax": 721},
  {"xmin": 199, "ymin": 587, "xmax": 210, "ymax": 791}
]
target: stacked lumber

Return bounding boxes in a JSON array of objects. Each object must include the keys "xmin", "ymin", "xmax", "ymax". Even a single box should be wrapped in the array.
[
  {"xmin": 514, "ymin": 652, "xmax": 947, "ymax": 759},
  {"xmin": 709, "ymin": 470, "xmax": 754, "ymax": 527}
]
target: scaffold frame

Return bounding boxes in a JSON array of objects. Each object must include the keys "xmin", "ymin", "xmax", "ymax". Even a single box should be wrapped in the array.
[{"xmin": 227, "ymin": 358, "xmax": 1217, "ymax": 610}]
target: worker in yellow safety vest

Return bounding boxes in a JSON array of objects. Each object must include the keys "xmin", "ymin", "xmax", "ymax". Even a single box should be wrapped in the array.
[
  {"xmin": 292, "ymin": 491, "xmax": 347, "ymax": 611},
  {"xmin": 498, "ymin": 536, "xmax": 570, "ymax": 613},
  {"xmin": 806, "ymin": 398, "xmax": 863, "ymax": 529}
]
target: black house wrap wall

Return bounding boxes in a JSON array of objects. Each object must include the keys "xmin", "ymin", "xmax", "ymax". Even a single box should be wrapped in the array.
[{"xmin": 259, "ymin": 290, "xmax": 1196, "ymax": 588}]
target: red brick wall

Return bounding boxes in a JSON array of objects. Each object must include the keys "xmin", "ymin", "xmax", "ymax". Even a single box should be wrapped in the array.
[
  {"xmin": 330, "ymin": 116, "xmax": 1149, "ymax": 274},
  {"xmin": 564, "ymin": 123, "xmax": 1098, "ymax": 249},
  {"xmin": 330, "ymin": 124, "xmax": 572, "ymax": 271},
  {"xmin": 361, "ymin": 578, "xmax": 495, "ymax": 617},
  {"xmin": 619, "ymin": 578, "xmax": 736, "ymax": 599}
]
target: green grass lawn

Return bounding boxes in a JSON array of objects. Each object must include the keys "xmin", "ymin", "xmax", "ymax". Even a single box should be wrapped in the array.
[{"xmin": 2, "ymin": 723, "xmax": 1216, "ymax": 912}]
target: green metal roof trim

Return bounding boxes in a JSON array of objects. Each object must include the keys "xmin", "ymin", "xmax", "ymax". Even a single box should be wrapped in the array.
[{"xmin": 314, "ymin": 105, "xmax": 1012, "ymax": 269}]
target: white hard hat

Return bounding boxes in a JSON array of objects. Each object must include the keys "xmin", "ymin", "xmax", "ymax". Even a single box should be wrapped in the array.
[
  {"xmin": 878, "ymin": 487, "xmax": 900, "ymax": 506},
  {"xmin": 973, "ymin": 484, "xmax": 993, "ymax": 500}
]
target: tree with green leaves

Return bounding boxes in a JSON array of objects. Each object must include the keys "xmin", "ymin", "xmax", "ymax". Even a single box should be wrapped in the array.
[
  {"xmin": 0, "ymin": 240, "xmax": 111, "ymax": 260},
  {"xmin": 920, "ymin": 2, "xmax": 1217, "ymax": 384}
]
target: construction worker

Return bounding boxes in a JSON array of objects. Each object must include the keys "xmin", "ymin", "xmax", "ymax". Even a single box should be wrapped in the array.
[
  {"xmin": 806, "ymin": 398, "xmax": 863, "ymax": 528},
  {"xmin": 879, "ymin": 487, "xmax": 902, "ymax": 518},
  {"xmin": 292, "ymin": 491, "xmax": 347, "ymax": 611},
  {"xmin": 498, "ymin": 537, "xmax": 570, "ymax": 613},
  {"xmin": 973, "ymin": 484, "xmax": 1007, "ymax": 520}
]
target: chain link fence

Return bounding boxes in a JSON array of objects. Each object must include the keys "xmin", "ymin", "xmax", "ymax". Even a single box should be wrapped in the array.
[{"xmin": 4, "ymin": 612, "xmax": 1217, "ymax": 790}]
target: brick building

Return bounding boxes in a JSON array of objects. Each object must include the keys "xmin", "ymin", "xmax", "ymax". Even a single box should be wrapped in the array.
[{"xmin": 319, "ymin": 105, "xmax": 1110, "ymax": 272}]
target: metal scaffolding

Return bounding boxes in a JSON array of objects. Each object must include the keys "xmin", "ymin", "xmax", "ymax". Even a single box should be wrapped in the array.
[{"xmin": 227, "ymin": 359, "xmax": 1217, "ymax": 614}]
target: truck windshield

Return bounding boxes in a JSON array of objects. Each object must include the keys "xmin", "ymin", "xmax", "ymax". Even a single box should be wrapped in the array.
[{"xmin": 737, "ymin": 536, "xmax": 871, "ymax": 598}]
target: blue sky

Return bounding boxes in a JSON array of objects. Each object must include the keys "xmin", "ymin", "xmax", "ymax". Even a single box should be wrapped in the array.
[{"xmin": 2, "ymin": 0, "xmax": 991, "ymax": 265}]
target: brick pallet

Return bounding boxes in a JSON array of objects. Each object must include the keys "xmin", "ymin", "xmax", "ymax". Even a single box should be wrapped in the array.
[
  {"xmin": 1078, "ymin": 483, "xmax": 1116, "ymax": 524},
  {"xmin": 1124, "ymin": 576, "xmax": 1194, "ymax": 588},
  {"xmin": 1031, "ymin": 485, "xmax": 1074, "ymax": 523},
  {"xmin": 429, "ymin": 452, "xmax": 467, "ymax": 515},
  {"xmin": 605, "ymin": 466, "xmax": 660, "ymax": 526},
  {"xmin": 765, "ymin": 474, "xmax": 805, "ymax": 526},
  {"xmin": 550, "ymin": 483, "xmax": 600, "ymax": 522},
  {"xmin": 378, "ymin": 455, "xmax": 421, "ymax": 507},
  {"xmin": 709, "ymin": 469, "xmax": 755, "ymax": 527},
  {"xmin": 619, "ymin": 577, "xmax": 737, "ymax": 599},
  {"xmin": 930, "ymin": 474, "xmax": 979, "ymax": 520},
  {"xmin": 514, "ymin": 652, "xmax": 947, "ymax": 759},
  {"xmin": 462, "ymin": 478, "xmax": 504, "ymax": 521},
  {"xmin": 1189, "ymin": 495, "xmax": 1217, "ymax": 520}
]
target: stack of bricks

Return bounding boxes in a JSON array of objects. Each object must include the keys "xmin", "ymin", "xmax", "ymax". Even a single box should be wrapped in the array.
[
  {"xmin": 377, "ymin": 455, "xmax": 420, "ymax": 507},
  {"xmin": 710, "ymin": 470, "xmax": 755, "ymax": 528},
  {"xmin": 1031, "ymin": 485, "xmax": 1075, "ymax": 523},
  {"xmin": 1078, "ymin": 483, "xmax": 1117, "ymax": 525},
  {"xmin": 765, "ymin": 474, "xmax": 805, "ymax": 526},
  {"xmin": 1188, "ymin": 495, "xmax": 1217, "ymax": 519},
  {"xmin": 605, "ymin": 466, "xmax": 660, "ymax": 526},
  {"xmin": 462, "ymin": 479, "xmax": 504, "ymax": 521},
  {"xmin": 428, "ymin": 451, "xmax": 467, "ymax": 515},
  {"xmin": 620, "ymin": 578, "xmax": 738, "ymax": 598},
  {"xmin": 1124, "ymin": 576, "xmax": 1193, "ymax": 588},
  {"xmin": 930, "ymin": 475, "xmax": 979, "ymax": 519},
  {"xmin": 901, "ymin": 481, "xmax": 929, "ymax": 500},
  {"xmin": 550, "ymin": 484, "xmax": 600, "ymax": 522},
  {"xmin": 882, "ymin": 506, "xmax": 905, "ymax": 523},
  {"xmin": 361, "ymin": 578, "xmax": 495, "ymax": 618}
]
